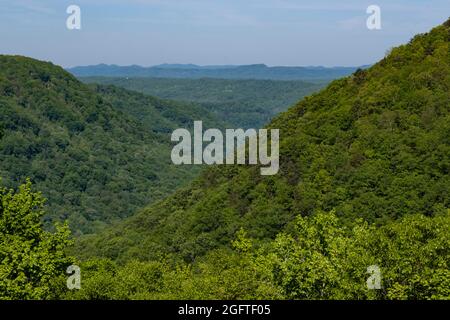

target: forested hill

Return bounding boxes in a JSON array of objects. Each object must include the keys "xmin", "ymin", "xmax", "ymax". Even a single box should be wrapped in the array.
[
  {"xmin": 89, "ymin": 83, "xmax": 227, "ymax": 131},
  {"xmin": 0, "ymin": 56, "xmax": 222, "ymax": 234},
  {"xmin": 81, "ymin": 78, "xmax": 326, "ymax": 129},
  {"xmin": 68, "ymin": 63, "xmax": 361, "ymax": 80},
  {"xmin": 76, "ymin": 19, "xmax": 450, "ymax": 268}
]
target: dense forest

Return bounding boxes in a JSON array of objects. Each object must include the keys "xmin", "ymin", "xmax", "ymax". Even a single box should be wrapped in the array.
[
  {"xmin": 0, "ymin": 20, "xmax": 449, "ymax": 300},
  {"xmin": 72, "ymin": 20, "xmax": 450, "ymax": 298},
  {"xmin": 0, "ymin": 57, "xmax": 224, "ymax": 234},
  {"xmin": 81, "ymin": 77, "xmax": 327, "ymax": 128},
  {"xmin": 0, "ymin": 57, "xmax": 323, "ymax": 235}
]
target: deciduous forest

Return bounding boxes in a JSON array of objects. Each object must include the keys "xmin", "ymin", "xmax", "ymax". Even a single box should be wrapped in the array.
[{"xmin": 0, "ymin": 19, "xmax": 449, "ymax": 300}]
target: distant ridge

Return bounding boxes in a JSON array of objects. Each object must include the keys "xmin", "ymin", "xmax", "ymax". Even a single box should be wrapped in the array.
[
  {"xmin": 67, "ymin": 63, "xmax": 366, "ymax": 80},
  {"xmin": 152, "ymin": 63, "xmax": 237, "ymax": 70}
]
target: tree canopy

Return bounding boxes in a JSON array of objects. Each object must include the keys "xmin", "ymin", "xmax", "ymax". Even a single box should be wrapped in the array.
[{"xmin": 0, "ymin": 180, "xmax": 72, "ymax": 299}]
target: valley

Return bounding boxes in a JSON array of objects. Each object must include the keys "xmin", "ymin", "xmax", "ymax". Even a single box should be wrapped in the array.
[
  {"xmin": 68, "ymin": 20, "xmax": 450, "ymax": 299},
  {"xmin": 0, "ymin": 57, "xmax": 325, "ymax": 235},
  {"xmin": 80, "ymin": 77, "xmax": 329, "ymax": 129},
  {"xmin": 0, "ymin": 18, "xmax": 449, "ymax": 301}
]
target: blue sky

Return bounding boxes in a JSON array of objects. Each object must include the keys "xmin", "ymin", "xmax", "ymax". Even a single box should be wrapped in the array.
[{"xmin": 0, "ymin": 0, "xmax": 448, "ymax": 67}]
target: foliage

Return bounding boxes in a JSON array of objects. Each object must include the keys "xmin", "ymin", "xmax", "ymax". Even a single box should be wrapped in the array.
[
  {"xmin": 90, "ymin": 84, "xmax": 226, "ymax": 131},
  {"xmin": 0, "ymin": 56, "xmax": 221, "ymax": 234},
  {"xmin": 69, "ymin": 211, "xmax": 449, "ymax": 300},
  {"xmin": 0, "ymin": 180, "xmax": 72, "ymax": 299},
  {"xmin": 75, "ymin": 21, "xmax": 450, "ymax": 264},
  {"xmin": 2, "ymin": 20, "xmax": 450, "ymax": 300},
  {"xmin": 81, "ymin": 77, "xmax": 327, "ymax": 128},
  {"xmin": 1, "ymin": 182, "xmax": 446, "ymax": 300}
]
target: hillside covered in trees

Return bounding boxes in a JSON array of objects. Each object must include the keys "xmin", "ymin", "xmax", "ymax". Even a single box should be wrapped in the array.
[
  {"xmin": 80, "ymin": 77, "xmax": 326, "ymax": 128},
  {"xmin": 71, "ymin": 20, "xmax": 450, "ymax": 299},
  {"xmin": 0, "ymin": 19, "xmax": 449, "ymax": 300},
  {"xmin": 0, "ymin": 57, "xmax": 223, "ymax": 234}
]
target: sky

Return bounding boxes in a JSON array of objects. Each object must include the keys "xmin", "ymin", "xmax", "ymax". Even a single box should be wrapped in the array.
[{"xmin": 0, "ymin": 0, "xmax": 448, "ymax": 68}]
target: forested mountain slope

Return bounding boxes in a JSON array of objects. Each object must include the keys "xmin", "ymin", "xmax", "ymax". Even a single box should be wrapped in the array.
[
  {"xmin": 0, "ymin": 56, "xmax": 221, "ymax": 234},
  {"xmin": 81, "ymin": 78, "xmax": 326, "ymax": 128},
  {"xmin": 90, "ymin": 84, "xmax": 228, "ymax": 131},
  {"xmin": 76, "ymin": 20, "xmax": 449, "ymax": 265}
]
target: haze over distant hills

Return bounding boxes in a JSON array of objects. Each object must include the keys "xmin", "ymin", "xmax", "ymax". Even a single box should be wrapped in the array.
[
  {"xmin": 72, "ymin": 20, "xmax": 450, "ymax": 300},
  {"xmin": 67, "ymin": 63, "xmax": 367, "ymax": 80},
  {"xmin": 1, "ymin": 16, "xmax": 449, "ymax": 301}
]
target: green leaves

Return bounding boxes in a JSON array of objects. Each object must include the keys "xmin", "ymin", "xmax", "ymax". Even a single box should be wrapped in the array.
[
  {"xmin": 69, "ymin": 210, "xmax": 449, "ymax": 300},
  {"xmin": 3, "ymin": 20, "xmax": 450, "ymax": 300},
  {"xmin": 0, "ymin": 180, "xmax": 73, "ymax": 300},
  {"xmin": 0, "ymin": 56, "xmax": 210, "ymax": 234}
]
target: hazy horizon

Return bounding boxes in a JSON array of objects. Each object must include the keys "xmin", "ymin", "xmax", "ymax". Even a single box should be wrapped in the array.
[
  {"xmin": 0, "ymin": 0, "xmax": 449, "ymax": 68},
  {"xmin": 67, "ymin": 62, "xmax": 368, "ymax": 68}
]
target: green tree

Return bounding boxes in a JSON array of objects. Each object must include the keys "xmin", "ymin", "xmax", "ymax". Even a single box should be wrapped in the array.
[{"xmin": 0, "ymin": 180, "xmax": 73, "ymax": 299}]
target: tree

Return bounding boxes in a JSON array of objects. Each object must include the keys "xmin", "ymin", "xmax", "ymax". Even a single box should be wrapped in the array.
[{"xmin": 0, "ymin": 180, "xmax": 73, "ymax": 299}]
